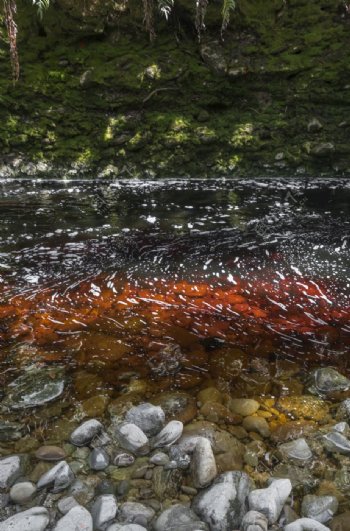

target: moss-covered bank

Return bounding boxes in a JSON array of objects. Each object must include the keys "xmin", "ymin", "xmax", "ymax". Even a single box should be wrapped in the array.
[{"xmin": 0, "ymin": 0, "xmax": 350, "ymax": 177}]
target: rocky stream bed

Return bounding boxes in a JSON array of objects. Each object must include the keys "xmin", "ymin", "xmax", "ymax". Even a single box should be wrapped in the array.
[{"xmin": 1, "ymin": 364, "xmax": 350, "ymax": 530}]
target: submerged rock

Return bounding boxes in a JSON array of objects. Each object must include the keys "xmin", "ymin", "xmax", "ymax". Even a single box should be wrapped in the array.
[
  {"xmin": 116, "ymin": 423, "xmax": 150, "ymax": 455},
  {"xmin": 154, "ymin": 504, "xmax": 208, "ymax": 531},
  {"xmin": 278, "ymin": 438, "xmax": 312, "ymax": 465},
  {"xmin": 0, "ymin": 421, "xmax": 23, "ymax": 442},
  {"xmin": 89, "ymin": 448, "xmax": 110, "ymax": 470},
  {"xmin": 91, "ymin": 494, "xmax": 118, "ymax": 530},
  {"xmin": 323, "ymin": 432, "xmax": 350, "ymax": 454},
  {"xmin": 301, "ymin": 495, "xmax": 338, "ymax": 523},
  {"xmin": 119, "ymin": 501, "xmax": 155, "ymax": 524},
  {"xmin": 227, "ymin": 398, "xmax": 260, "ymax": 417},
  {"xmin": 2, "ymin": 367, "xmax": 65, "ymax": 410},
  {"xmin": 125, "ymin": 403, "xmax": 165, "ymax": 436},
  {"xmin": 241, "ymin": 510, "xmax": 268, "ymax": 531},
  {"xmin": 191, "ymin": 437, "xmax": 217, "ymax": 488},
  {"xmin": 37, "ymin": 460, "xmax": 74, "ymax": 492},
  {"xmin": 192, "ymin": 471, "xmax": 253, "ymax": 531},
  {"xmin": 152, "ymin": 420, "xmax": 183, "ymax": 448},
  {"xmin": 0, "ymin": 507, "xmax": 49, "ymax": 531},
  {"xmin": 0, "ymin": 455, "xmax": 22, "ymax": 488},
  {"xmin": 70, "ymin": 419, "xmax": 103, "ymax": 446},
  {"xmin": 53, "ymin": 506, "xmax": 93, "ymax": 531},
  {"xmin": 35, "ymin": 445, "xmax": 66, "ymax": 461},
  {"xmin": 285, "ymin": 518, "xmax": 331, "ymax": 531},
  {"xmin": 10, "ymin": 481, "xmax": 36, "ymax": 504},
  {"xmin": 308, "ymin": 368, "xmax": 350, "ymax": 396},
  {"xmin": 248, "ymin": 478, "xmax": 292, "ymax": 524}
]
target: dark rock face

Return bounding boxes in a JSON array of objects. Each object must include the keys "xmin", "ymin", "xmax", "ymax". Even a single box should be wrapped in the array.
[{"xmin": 0, "ymin": 0, "xmax": 349, "ymax": 178}]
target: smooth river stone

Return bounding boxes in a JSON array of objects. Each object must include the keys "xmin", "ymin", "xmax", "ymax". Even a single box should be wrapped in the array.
[
  {"xmin": 227, "ymin": 398, "xmax": 260, "ymax": 417},
  {"xmin": 125, "ymin": 403, "xmax": 165, "ymax": 437},
  {"xmin": 3, "ymin": 367, "xmax": 65, "ymax": 410},
  {"xmin": 285, "ymin": 518, "xmax": 331, "ymax": 531},
  {"xmin": 10, "ymin": 481, "xmax": 36, "ymax": 504},
  {"xmin": 116, "ymin": 423, "xmax": 150, "ymax": 455},
  {"xmin": 88, "ymin": 448, "xmax": 110, "ymax": 470},
  {"xmin": 91, "ymin": 494, "xmax": 118, "ymax": 530},
  {"xmin": 37, "ymin": 460, "xmax": 74, "ymax": 492},
  {"xmin": 0, "ymin": 421, "xmax": 23, "ymax": 442},
  {"xmin": 35, "ymin": 445, "xmax": 66, "ymax": 461},
  {"xmin": 70, "ymin": 419, "xmax": 103, "ymax": 446},
  {"xmin": 243, "ymin": 416, "xmax": 270, "ymax": 438},
  {"xmin": 301, "ymin": 495, "xmax": 338, "ymax": 524},
  {"xmin": 241, "ymin": 510, "xmax": 268, "ymax": 531},
  {"xmin": 192, "ymin": 471, "xmax": 253, "ymax": 531},
  {"xmin": 119, "ymin": 501, "xmax": 155, "ymax": 524},
  {"xmin": 191, "ymin": 437, "xmax": 217, "ymax": 488},
  {"xmin": 154, "ymin": 504, "xmax": 208, "ymax": 531},
  {"xmin": 114, "ymin": 453, "xmax": 135, "ymax": 467},
  {"xmin": 323, "ymin": 432, "xmax": 350, "ymax": 454},
  {"xmin": 0, "ymin": 455, "xmax": 22, "ymax": 488},
  {"xmin": 248, "ymin": 478, "xmax": 292, "ymax": 524},
  {"xmin": 278, "ymin": 438, "xmax": 313, "ymax": 464},
  {"xmin": 0, "ymin": 507, "xmax": 49, "ymax": 531},
  {"xmin": 152, "ymin": 421, "xmax": 183, "ymax": 448},
  {"xmin": 53, "ymin": 506, "xmax": 93, "ymax": 531},
  {"xmin": 308, "ymin": 368, "xmax": 350, "ymax": 395}
]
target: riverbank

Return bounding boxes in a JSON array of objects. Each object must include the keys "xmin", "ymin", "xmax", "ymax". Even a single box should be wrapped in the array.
[{"xmin": 0, "ymin": 0, "xmax": 350, "ymax": 178}]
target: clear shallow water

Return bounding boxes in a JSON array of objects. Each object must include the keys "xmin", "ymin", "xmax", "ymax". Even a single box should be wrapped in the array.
[{"xmin": 0, "ymin": 178, "xmax": 349, "ymax": 394}]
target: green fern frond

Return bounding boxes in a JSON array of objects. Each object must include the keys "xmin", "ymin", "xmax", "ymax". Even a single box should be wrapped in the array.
[
  {"xmin": 32, "ymin": 0, "xmax": 50, "ymax": 19},
  {"xmin": 221, "ymin": 0, "xmax": 235, "ymax": 35},
  {"xmin": 158, "ymin": 0, "xmax": 174, "ymax": 20}
]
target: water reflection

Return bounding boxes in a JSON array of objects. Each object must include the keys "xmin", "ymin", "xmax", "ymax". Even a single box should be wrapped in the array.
[{"xmin": 0, "ymin": 178, "xmax": 349, "ymax": 392}]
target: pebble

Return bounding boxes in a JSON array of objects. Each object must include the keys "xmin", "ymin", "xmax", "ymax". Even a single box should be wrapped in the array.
[
  {"xmin": 308, "ymin": 368, "xmax": 350, "ymax": 395},
  {"xmin": 3, "ymin": 367, "xmax": 65, "ymax": 410},
  {"xmin": 149, "ymin": 452, "xmax": 169, "ymax": 466},
  {"xmin": 114, "ymin": 453, "xmax": 135, "ymax": 467},
  {"xmin": 241, "ymin": 510, "xmax": 268, "ymax": 531},
  {"xmin": 154, "ymin": 503, "xmax": 208, "ymax": 531},
  {"xmin": 152, "ymin": 420, "xmax": 183, "ymax": 448},
  {"xmin": 243, "ymin": 416, "xmax": 270, "ymax": 438},
  {"xmin": 197, "ymin": 387, "xmax": 222, "ymax": 405},
  {"xmin": 35, "ymin": 446, "xmax": 66, "ymax": 461},
  {"xmin": 284, "ymin": 518, "xmax": 331, "ymax": 531},
  {"xmin": 107, "ymin": 525, "xmax": 147, "ymax": 531},
  {"xmin": 116, "ymin": 423, "xmax": 150, "ymax": 455},
  {"xmin": 125, "ymin": 403, "xmax": 165, "ymax": 436},
  {"xmin": 53, "ymin": 506, "xmax": 93, "ymax": 531},
  {"xmin": 227, "ymin": 398, "xmax": 260, "ymax": 417},
  {"xmin": 88, "ymin": 448, "xmax": 110, "ymax": 470},
  {"xmin": 301, "ymin": 495, "xmax": 338, "ymax": 523},
  {"xmin": 332, "ymin": 422, "xmax": 349, "ymax": 435},
  {"xmin": 0, "ymin": 455, "xmax": 22, "ymax": 488},
  {"xmin": 0, "ymin": 506, "xmax": 49, "ymax": 531},
  {"xmin": 192, "ymin": 471, "xmax": 253, "ymax": 530},
  {"xmin": 119, "ymin": 501, "xmax": 155, "ymax": 524},
  {"xmin": 248, "ymin": 478, "xmax": 292, "ymax": 524},
  {"xmin": 57, "ymin": 495, "xmax": 79, "ymax": 514},
  {"xmin": 336, "ymin": 399, "xmax": 350, "ymax": 421},
  {"xmin": 330, "ymin": 512, "xmax": 350, "ymax": 531},
  {"xmin": 168, "ymin": 445, "xmax": 191, "ymax": 469},
  {"xmin": 37, "ymin": 460, "xmax": 74, "ymax": 492},
  {"xmin": 91, "ymin": 494, "xmax": 118, "ymax": 530},
  {"xmin": 191, "ymin": 437, "xmax": 217, "ymax": 488},
  {"xmin": 9, "ymin": 481, "xmax": 36, "ymax": 504},
  {"xmin": 323, "ymin": 432, "xmax": 350, "ymax": 454},
  {"xmin": 0, "ymin": 421, "xmax": 23, "ymax": 442},
  {"xmin": 70, "ymin": 419, "xmax": 103, "ymax": 446},
  {"xmin": 278, "ymin": 438, "xmax": 312, "ymax": 464}
]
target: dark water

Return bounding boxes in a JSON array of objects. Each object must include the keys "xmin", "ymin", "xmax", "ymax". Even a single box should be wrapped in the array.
[{"xmin": 0, "ymin": 178, "xmax": 349, "ymax": 393}]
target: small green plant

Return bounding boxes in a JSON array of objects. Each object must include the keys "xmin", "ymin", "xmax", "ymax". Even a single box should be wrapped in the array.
[{"xmin": 2, "ymin": 0, "xmax": 236, "ymax": 81}]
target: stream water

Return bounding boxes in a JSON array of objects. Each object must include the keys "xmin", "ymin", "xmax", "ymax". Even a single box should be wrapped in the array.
[{"xmin": 0, "ymin": 178, "xmax": 350, "ymax": 527}]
